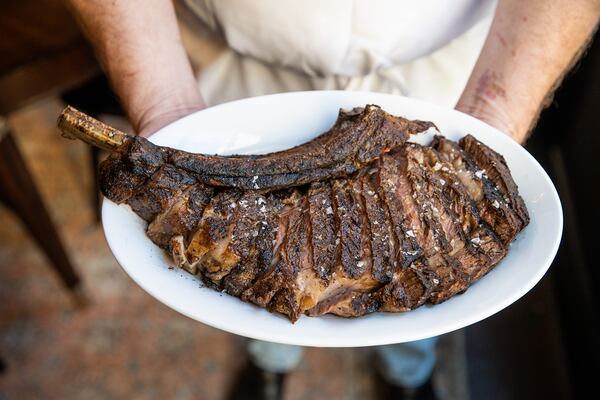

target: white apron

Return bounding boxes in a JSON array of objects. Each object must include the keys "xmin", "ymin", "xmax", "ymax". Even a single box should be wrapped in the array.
[{"xmin": 177, "ymin": 0, "xmax": 497, "ymax": 107}]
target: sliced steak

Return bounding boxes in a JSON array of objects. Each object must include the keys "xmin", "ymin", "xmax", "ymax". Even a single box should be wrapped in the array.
[
  {"xmin": 418, "ymin": 145, "xmax": 506, "ymax": 279},
  {"xmin": 332, "ymin": 179, "xmax": 369, "ymax": 279},
  {"xmin": 378, "ymin": 153, "xmax": 423, "ymax": 267},
  {"xmin": 92, "ymin": 103, "xmax": 529, "ymax": 323},
  {"xmin": 459, "ymin": 135, "xmax": 530, "ymax": 228},
  {"xmin": 402, "ymin": 144, "xmax": 470, "ymax": 303},
  {"xmin": 221, "ymin": 193, "xmax": 283, "ymax": 296},
  {"xmin": 307, "ymin": 182, "xmax": 337, "ymax": 280},
  {"xmin": 361, "ymin": 172, "xmax": 396, "ymax": 283},
  {"xmin": 409, "ymin": 144, "xmax": 506, "ymax": 299},
  {"xmin": 176, "ymin": 190, "xmax": 241, "ymax": 275},
  {"xmin": 265, "ymin": 203, "xmax": 306, "ymax": 321},
  {"xmin": 373, "ymin": 259, "xmax": 438, "ymax": 313},
  {"xmin": 126, "ymin": 165, "xmax": 192, "ymax": 221},
  {"xmin": 241, "ymin": 192, "xmax": 301, "ymax": 316},
  {"xmin": 147, "ymin": 183, "xmax": 213, "ymax": 250},
  {"xmin": 433, "ymin": 136, "xmax": 526, "ymax": 244}
]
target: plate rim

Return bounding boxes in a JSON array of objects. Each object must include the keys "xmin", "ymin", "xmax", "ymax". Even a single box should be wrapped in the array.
[{"xmin": 102, "ymin": 90, "xmax": 563, "ymax": 347}]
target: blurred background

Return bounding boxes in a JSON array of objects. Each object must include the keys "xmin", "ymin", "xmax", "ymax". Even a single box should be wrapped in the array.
[{"xmin": 0, "ymin": 1, "xmax": 598, "ymax": 399}]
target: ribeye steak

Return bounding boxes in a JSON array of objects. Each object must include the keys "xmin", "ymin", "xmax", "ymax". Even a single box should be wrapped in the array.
[{"xmin": 93, "ymin": 105, "xmax": 529, "ymax": 322}]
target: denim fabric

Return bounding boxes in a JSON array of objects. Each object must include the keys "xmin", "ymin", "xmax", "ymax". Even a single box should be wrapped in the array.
[
  {"xmin": 247, "ymin": 340, "xmax": 304, "ymax": 374},
  {"xmin": 374, "ymin": 337, "xmax": 439, "ymax": 388},
  {"xmin": 247, "ymin": 336, "xmax": 438, "ymax": 387}
]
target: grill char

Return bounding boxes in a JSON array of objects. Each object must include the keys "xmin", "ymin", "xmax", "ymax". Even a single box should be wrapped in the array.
[
  {"xmin": 98, "ymin": 108, "xmax": 528, "ymax": 322},
  {"xmin": 405, "ymin": 144, "xmax": 507, "ymax": 303},
  {"xmin": 221, "ymin": 193, "xmax": 282, "ymax": 296},
  {"xmin": 418, "ymin": 145, "xmax": 506, "ymax": 280},
  {"xmin": 432, "ymin": 135, "xmax": 527, "ymax": 245},
  {"xmin": 307, "ymin": 182, "xmax": 337, "ymax": 280},
  {"xmin": 459, "ymin": 135, "xmax": 529, "ymax": 228},
  {"xmin": 361, "ymin": 172, "xmax": 395, "ymax": 284},
  {"xmin": 169, "ymin": 105, "xmax": 434, "ymax": 190},
  {"xmin": 333, "ymin": 179, "xmax": 368, "ymax": 279}
]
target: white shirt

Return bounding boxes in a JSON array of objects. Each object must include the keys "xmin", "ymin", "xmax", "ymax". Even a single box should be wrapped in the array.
[{"xmin": 183, "ymin": 0, "xmax": 496, "ymax": 77}]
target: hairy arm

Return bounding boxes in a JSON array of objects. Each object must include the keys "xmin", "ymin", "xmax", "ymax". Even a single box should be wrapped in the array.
[
  {"xmin": 456, "ymin": 0, "xmax": 599, "ymax": 143},
  {"xmin": 67, "ymin": 0, "xmax": 205, "ymax": 136}
]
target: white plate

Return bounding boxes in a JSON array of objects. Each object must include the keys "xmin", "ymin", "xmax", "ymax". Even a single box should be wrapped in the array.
[{"xmin": 102, "ymin": 91, "xmax": 562, "ymax": 347}]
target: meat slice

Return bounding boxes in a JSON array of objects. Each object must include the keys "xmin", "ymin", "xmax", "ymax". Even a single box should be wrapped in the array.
[
  {"xmin": 419, "ymin": 146, "xmax": 506, "ymax": 279},
  {"xmin": 400, "ymin": 145, "xmax": 467, "ymax": 303},
  {"xmin": 307, "ymin": 182, "xmax": 337, "ymax": 280},
  {"xmin": 354, "ymin": 258, "xmax": 438, "ymax": 314},
  {"xmin": 221, "ymin": 193, "xmax": 282, "ymax": 296},
  {"xmin": 204, "ymin": 192, "xmax": 267, "ymax": 292},
  {"xmin": 240, "ymin": 192, "xmax": 302, "ymax": 317},
  {"xmin": 333, "ymin": 152, "xmax": 439, "ymax": 315},
  {"xmin": 239, "ymin": 191, "xmax": 329, "ymax": 322},
  {"xmin": 361, "ymin": 172, "xmax": 395, "ymax": 283},
  {"xmin": 176, "ymin": 190, "xmax": 242, "ymax": 275},
  {"xmin": 126, "ymin": 165, "xmax": 193, "ymax": 221},
  {"xmin": 305, "ymin": 178, "xmax": 382, "ymax": 318},
  {"xmin": 459, "ymin": 135, "xmax": 530, "ymax": 229},
  {"xmin": 332, "ymin": 179, "xmax": 370, "ymax": 279},
  {"xmin": 266, "ymin": 202, "xmax": 308, "ymax": 321},
  {"xmin": 410, "ymin": 145, "xmax": 506, "ymax": 293},
  {"xmin": 341, "ymin": 152, "xmax": 441, "ymax": 316},
  {"xmin": 433, "ymin": 136, "xmax": 527, "ymax": 244},
  {"xmin": 378, "ymin": 153, "xmax": 423, "ymax": 267},
  {"xmin": 120, "ymin": 163, "xmax": 213, "ymax": 250},
  {"xmin": 147, "ymin": 183, "xmax": 213, "ymax": 250}
]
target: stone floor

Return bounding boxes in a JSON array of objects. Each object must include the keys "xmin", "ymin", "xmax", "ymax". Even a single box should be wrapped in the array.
[{"xmin": 0, "ymin": 99, "xmax": 468, "ymax": 400}]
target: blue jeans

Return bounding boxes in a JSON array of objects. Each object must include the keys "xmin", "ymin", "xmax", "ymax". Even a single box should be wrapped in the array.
[{"xmin": 247, "ymin": 337, "xmax": 438, "ymax": 389}]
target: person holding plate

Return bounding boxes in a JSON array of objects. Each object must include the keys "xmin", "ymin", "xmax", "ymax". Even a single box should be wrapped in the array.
[{"xmin": 66, "ymin": 0, "xmax": 599, "ymax": 399}]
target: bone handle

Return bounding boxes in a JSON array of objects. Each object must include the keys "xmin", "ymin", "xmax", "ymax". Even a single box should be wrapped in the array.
[{"xmin": 57, "ymin": 106, "xmax": 131, "ymax": 151}]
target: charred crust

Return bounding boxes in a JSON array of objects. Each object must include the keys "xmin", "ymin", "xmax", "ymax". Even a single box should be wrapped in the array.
[{"xmin": 98, "ymin": 110, "xmax": 528, "ymax": 322}]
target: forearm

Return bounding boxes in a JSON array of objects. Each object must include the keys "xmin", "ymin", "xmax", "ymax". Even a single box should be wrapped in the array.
[
  {"xmin": 456, "ymin": 0, "xmax": 599, "ymax": 143},
  {"xmin": 67, "ymin": 0, "xmax": 204, "ymax": 136}
]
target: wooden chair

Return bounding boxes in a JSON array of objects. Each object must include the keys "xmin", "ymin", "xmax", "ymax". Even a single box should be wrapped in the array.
[
  {"xmin": 0, "ymin": 0, "xmax": 102, "ymax": 297},
  {"xmin": 0, "ymin": 119, "xmax": 81, "ymax": 291}
]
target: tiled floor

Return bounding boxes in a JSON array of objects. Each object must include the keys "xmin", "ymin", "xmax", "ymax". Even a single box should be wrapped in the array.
[{"xmin": 0, "ymin": 99, "xmax": 467, "ymax": 400}]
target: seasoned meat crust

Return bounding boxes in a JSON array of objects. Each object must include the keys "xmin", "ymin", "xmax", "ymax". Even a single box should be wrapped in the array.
[
  {"xmin": 99, "ymin": 106, "xmax": 528, "ymax": 322},
  {"xmin": 100, "ymin": 105, "xmax": 435, "ymax": 194}
]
